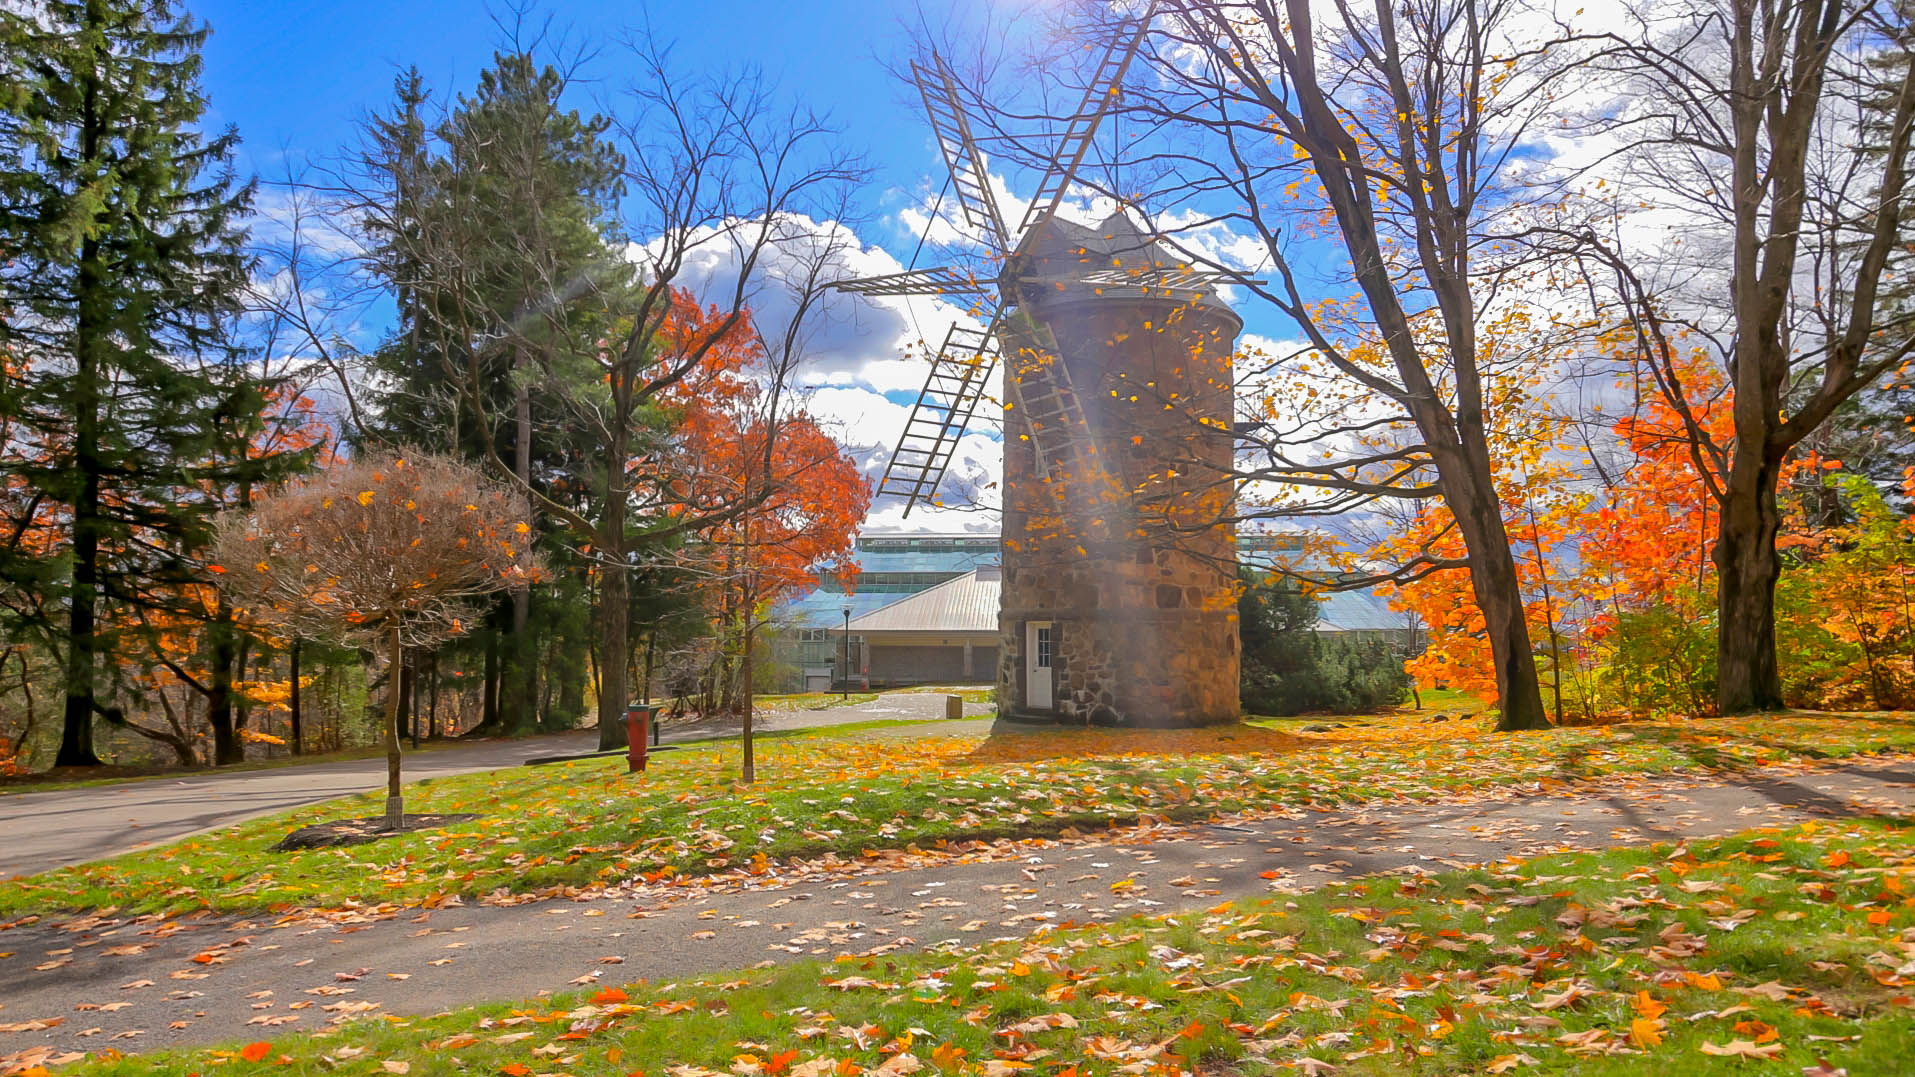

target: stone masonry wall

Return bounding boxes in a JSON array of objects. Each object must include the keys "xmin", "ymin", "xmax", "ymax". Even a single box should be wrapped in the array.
[{"xmin": 996, "ymin": 292, "xmax": 1241, "ymax": 727}]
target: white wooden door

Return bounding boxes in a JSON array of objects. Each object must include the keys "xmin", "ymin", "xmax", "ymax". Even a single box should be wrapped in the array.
[{"xmin": 1026, "ymin": 621, "xmax": 1054, "ymax": 710}]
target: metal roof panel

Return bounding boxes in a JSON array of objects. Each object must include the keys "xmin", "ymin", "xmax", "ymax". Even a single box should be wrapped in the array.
[{"xmin": 846, "ymin": 566, "xmax": 1001, "ymax": 634}]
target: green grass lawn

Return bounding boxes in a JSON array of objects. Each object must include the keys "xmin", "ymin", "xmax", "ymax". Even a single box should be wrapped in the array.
[
  {"xmin": 895, "ymin": 685, "xmax": 996, "ymax": 704},
  {"xmin": 53, "ymin": 817, "xmax": 1915, "ymax": 1076},
  {"xmin": 649, "ymin": 691, "xmax": 883, "ymax": 719},
  {"xmin": 4, "ymin": 710, "xmax": 1913, "ymax": 920},
  {"xmin": 749, "ymin": 691, "xmax": 884, "ymax": 711}
]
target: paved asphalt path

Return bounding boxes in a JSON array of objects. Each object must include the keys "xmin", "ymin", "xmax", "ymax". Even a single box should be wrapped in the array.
[
  {"xmin": 2, "ymin": 754, "xmax": 1910, "ymax": 1061},
  {"xmin": 0, "ymin": 691, "xmax": 992, "ymax": 881},
  {"xmin": 0, "ymin": 732, "xmax": 602, "ymax": 879}
]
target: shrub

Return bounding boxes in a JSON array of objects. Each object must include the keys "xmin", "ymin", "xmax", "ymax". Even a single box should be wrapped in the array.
[
  {"xmin": 1590, "ymin": 602, "xmax": 1718, "ymax": 717},
  {"xmin": 1239, "ymin": 572, "xmax": 1412, "ymax": 716}
]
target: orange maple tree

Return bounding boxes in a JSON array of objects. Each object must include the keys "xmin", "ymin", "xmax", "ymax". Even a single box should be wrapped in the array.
[
  {"xmin": 1578, "ymin": 350, "xmax": 1732, "ymax": 619},
  {"xmin": 658, "ymin": 299, "xmax": 870, "ymax": 782},
  {"xmin": 680, "ymin": 394, "xmax": 870, "ymax": 730},
  {"xmin": 653, "ymin": 291, "xmax": 868, "ymax": 663},
  {"xmin": 1371, "ymin": 355, "xmax": 1592, "ymax": 715}
]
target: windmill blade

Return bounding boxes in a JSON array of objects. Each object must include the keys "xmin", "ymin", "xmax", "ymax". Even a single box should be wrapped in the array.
[
  {"xmin": 829, "ymin": 265, "xmax": 991, "ymax": 298},
  {"xmin": 1002, "ymin": 314, "xmax": 1095, "ymax": 484},
  {"xmin": 912, "ymin": 56, "xmax": 1011, "ymax": 256},
  {"xmin": 1011, "ymin": 7, "xmax": 1156, "ymax": 251},
  {"xmin": 876, "ymin": 313, "xmax": 1003, "ymax": 517}
]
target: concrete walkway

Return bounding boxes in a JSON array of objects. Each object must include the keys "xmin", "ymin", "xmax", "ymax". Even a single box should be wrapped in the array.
[{"xmin": 2, "ymin": 754, "xmax": 1909, "ymax": 1060}]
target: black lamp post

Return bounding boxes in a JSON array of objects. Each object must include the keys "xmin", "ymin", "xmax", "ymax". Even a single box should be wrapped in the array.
[{"xmin": 840, "ymin": 603, "xmax": 852, "ymax": 699}]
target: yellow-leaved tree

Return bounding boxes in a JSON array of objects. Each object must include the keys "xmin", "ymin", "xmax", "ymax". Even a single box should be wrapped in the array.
[{"xmin": 212, "ymin": 452, "xmax": 544, "ymax": 829}]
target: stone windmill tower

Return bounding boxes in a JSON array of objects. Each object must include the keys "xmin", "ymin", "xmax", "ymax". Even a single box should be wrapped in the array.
[{"xmin": 834, "ymin": 13, "xmax": 1243, "ymax": 726}]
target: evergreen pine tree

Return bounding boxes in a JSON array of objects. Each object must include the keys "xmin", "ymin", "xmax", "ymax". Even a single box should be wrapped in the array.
[
  {"xmin": 357, "ymin": 55, "xmax": 629, "ymax": 734},
  {"xmin": 0, "ymin": 0, "xmax": 258, "ymax": 766}
]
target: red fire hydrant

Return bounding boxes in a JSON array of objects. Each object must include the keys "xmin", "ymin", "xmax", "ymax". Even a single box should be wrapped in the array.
[{"xmin": 623, "ymin": 703, "xmax": 654, "ymax": 773}]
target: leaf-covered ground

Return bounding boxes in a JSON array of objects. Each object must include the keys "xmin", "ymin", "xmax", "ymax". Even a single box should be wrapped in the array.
[
  {"xmin": 17, "ymin": 817, "xmax": 1912, "ymax": 1076},
  {"xmin": 3, "ymin": 710, "xmax": 1912, "ymax": 919}
]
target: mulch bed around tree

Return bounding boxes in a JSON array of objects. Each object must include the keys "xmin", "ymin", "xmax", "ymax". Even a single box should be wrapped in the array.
[{"xmin": 272, "ymin": 813, "xmax": 479, "ymax": 851}]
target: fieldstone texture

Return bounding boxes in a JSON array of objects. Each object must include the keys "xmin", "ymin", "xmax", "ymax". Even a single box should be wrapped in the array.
[{"xmin": 997, "ymin": 213, "xmax": 1241, "ymax": 727}]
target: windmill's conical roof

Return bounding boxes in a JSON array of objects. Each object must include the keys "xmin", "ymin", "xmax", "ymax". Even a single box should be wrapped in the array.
[
  {"xmin": 1016, "ymin": 210, "xmax": 1239, "ymax": 322},
  {"xmin": 1024, "ymin": 210, "xmax": 1165, "ymax": 268}
]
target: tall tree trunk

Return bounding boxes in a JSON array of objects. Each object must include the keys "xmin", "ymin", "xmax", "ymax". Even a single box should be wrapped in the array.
[
  {"xmin": 57, "ymin": 79, "xmax": 106, "ymax": 768},
  {"xmin": 288, "ymin": 637, "xmax": 303, "ymax": 755},
  {"xmin": 595, "ymin": 412, "xmax": 632, "ymax": 751},
  {"xmin": 206, "ymin": 620, "xmax": 243, "ymax": 765},
  {"xmin": 597, "ymin": 554, "xmax": 630, "ymax": 751},
  {"xmin": 1446, "ymin": 473, "xmax": 1550, "ymax": 730},
  {"xmin": 58, "ymin": 456, "xmax": 101, "ymax": 766},
  {"xmin": 479, "ymin": 630, "xmax": 500, "ymax": 734},
  {"xmin": 504, "ymin": 596, "xmax": 535, "ymax": 734},
  {"xmin": 740, "ymin": 615, "xmax": 756, "ymax": 784},
  {"xmin": 383, "ymin": 624, "xmax": 405, "ymax": 830},
  {"xmin": 427, "ymin": 652, "xmax": 440, "ymax": 739},
  {"xmin": 1714, "ymin": 453, "xmax": 1785, "ymax": 713},
  {"xmin": 504, "ymin": 348, "xmax": 537, "ymax": 734}
]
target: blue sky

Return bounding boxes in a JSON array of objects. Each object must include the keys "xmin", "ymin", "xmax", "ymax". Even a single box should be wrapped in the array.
[
  {"xmin": 193, "ymin": 1, "xmax": 1276, "ymax": 535},
  {"xmin": 199, "ymin": 1, "xmax": 942, "ymax": 237}
]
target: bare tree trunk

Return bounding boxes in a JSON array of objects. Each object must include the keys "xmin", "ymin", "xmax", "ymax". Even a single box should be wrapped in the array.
[
  {"xmin": 554, "ymin": 644, "xmax": 585, "ymax": 729},
  {"xmin": 384, "ymin": 624, "xmax": 405, "ymax": 830},
  {"xmin": 403, "ymin": 653, "xmax": 418, "ymax": 749},
  {"xmin": 1447, "ymin": 475, "xmax": 1550, "ymax": 730},
  {"xmin": 1715, "ymin": 453, "xmax": 1785, "ymax": 713},
  {"xmin": 740, "ymin": 614, "xmax": 756, "ymax": 784},
  {"xmin": 1526, "ymin": 502, "xmax": 1567, "ymax": 726},
  {"xmin": 641, "ymin": 632, "xmax": 656, "ymax": 705},
  {"xmin": 5, "ymin": 649, "xmax": 39, "ymax": 762},
  {"xmin": 597, "ymin": 555, "xmax": 630, "ymax": 751},
  {"xmin": 149, "ymin": 691, "xmax": 200, "ymax": 767},
  {"xmin": 288, "ymin": 637, "xmax": 303, "ymax": 755}
]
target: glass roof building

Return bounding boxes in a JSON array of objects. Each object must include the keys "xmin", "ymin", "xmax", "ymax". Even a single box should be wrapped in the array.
[{"xmin": 774, "ymin": 533, "xmax": 1000, "ymax": 628}]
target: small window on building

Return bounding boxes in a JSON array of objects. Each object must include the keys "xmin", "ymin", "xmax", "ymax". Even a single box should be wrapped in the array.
[{"xmin": 1035, "ymin": 626, "xmax": 1053, "ymax": 668}]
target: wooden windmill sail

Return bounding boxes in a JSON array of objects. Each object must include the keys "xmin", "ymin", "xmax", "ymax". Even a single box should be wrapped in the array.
[{"xmin": 832, "ymin": 7, "xmax": 1234, "ymax": 516}]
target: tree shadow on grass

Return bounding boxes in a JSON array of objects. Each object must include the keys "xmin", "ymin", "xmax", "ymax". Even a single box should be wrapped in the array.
[
  {"xmin": 1704, "ymin": 767, "xmax": 1915, "ymax": 830},
  {"xmin": 1615, "ymin": 712, "xmax": 1915, "ymax": 763},
  {"xmin": 963, "ymin": 723, "xmax": 1316, "ymax": 766},
  {"xmin": 1331, "ymin": 756, "xmax": 1915, "ymax": 853}
]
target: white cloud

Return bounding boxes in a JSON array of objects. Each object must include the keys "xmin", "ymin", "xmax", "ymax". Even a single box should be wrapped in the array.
[
  {"xmin": 636, "ymin": 213, "xmax": 1007, "ymax": 534},
  {"xmin": 640, "ymin": 213, "xmax": 989, "ymax": 395}
]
